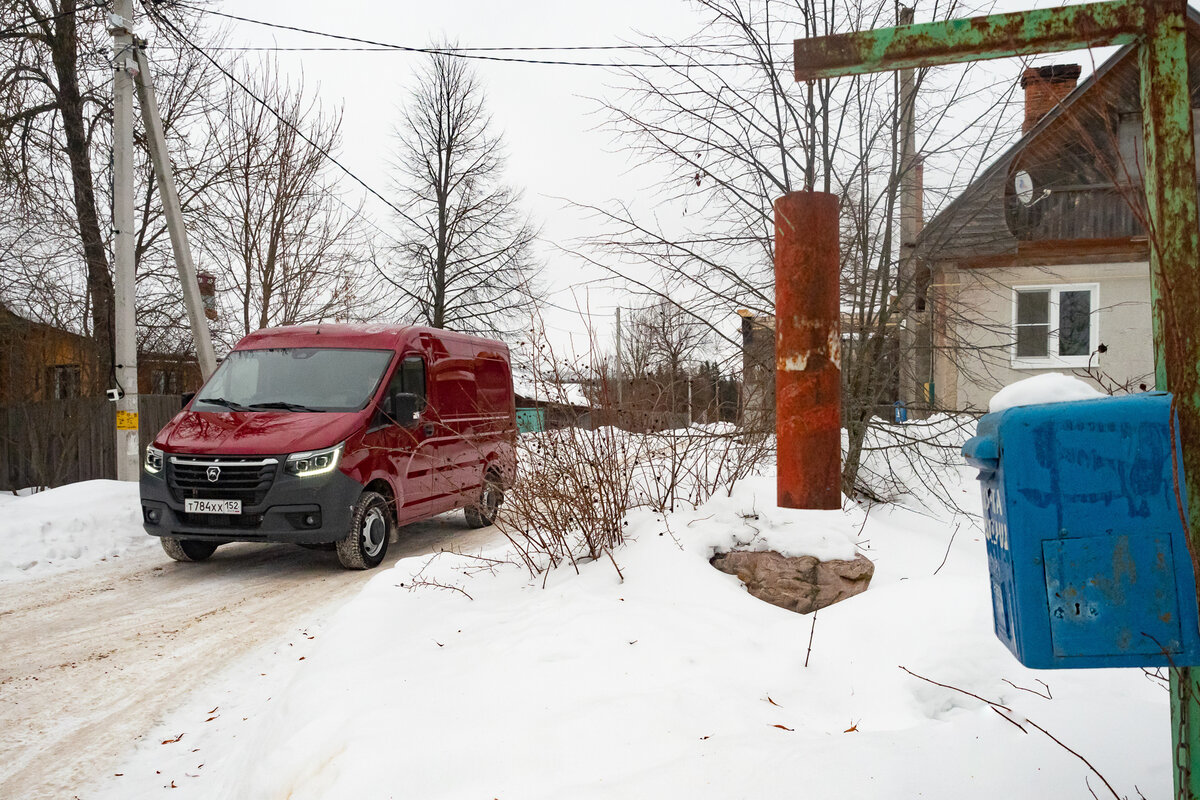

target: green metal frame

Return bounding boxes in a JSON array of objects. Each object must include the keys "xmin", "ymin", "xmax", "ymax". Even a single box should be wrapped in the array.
[{"xmin": 794, "ymin": 1, "xmax": 1200, "ymax": 795}]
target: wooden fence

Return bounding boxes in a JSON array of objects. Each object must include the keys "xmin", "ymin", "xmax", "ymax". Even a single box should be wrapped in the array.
[{"xmin": 0, "ymin": 395, "xmax": 182, "ymax": 490}]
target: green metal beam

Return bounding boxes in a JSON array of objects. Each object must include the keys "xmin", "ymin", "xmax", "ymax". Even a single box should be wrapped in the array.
[{"xmin": 794, "ymin": 0, "xmax": 1143, "ymax": 81}]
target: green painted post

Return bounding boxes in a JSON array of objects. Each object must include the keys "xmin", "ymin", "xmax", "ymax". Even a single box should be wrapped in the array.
[
  {"xmin": 1140, "ymin": 1, "xmax": 1200, "ymax": 793},
  {"xmin": 793, "ymin": 0, "xmax": 1200, "ymax": 793}
]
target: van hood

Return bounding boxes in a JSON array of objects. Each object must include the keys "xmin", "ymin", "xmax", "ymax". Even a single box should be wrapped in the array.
[{"xmin": 158, "ymin": 410, "xmax": 363, "ymax": 456}]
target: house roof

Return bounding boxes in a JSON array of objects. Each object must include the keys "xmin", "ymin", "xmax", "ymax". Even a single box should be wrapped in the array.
[{"xmin": 917, "ymin": 6, "xmax": 1200, "ymax": 264}]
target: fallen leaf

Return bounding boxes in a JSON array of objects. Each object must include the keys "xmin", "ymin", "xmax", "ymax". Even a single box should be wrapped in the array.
[
  {"xmin": 161, "ymin": 733, "xmax": 185, "ymax": 744},
  {"xmin": 844, "ymin": 723, "xmax": 859, "ymax": 733},
  {"xmin": 767, "ymin": 696, "xmax": 781, "ymax": 707},
  {"xmin": 207, "ymin": 706, "xmax": 218, "ymax": 714},
  {"xmin": 204, "ymin": 716, "xmax": 218, "ymax": 722},
  {"xmin": 114, "ymin": 773, "xmax": 123, "ymax": 777},
  {"xmin": 299, "ymin": 656, "xmax": 306, "ymax": 661},
  {"xmin": 700, "ymin": 735, "xmax": 710, "ymax": 740},
  {"xmin": 772, "ymin": 724, "xmax": 793, "ymax": 732},
  {"xmin": 170, "ymin": 780, "xmax": 177, "ymax": 788}
]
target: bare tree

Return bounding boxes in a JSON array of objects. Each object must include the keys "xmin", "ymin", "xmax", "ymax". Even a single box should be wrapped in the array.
[
  {"xmin": 0, "ymin": 2, "xmax": 230, "ymax": 384},
  {"xmin": 624, "ymin": 299, "xmax": 709, "ymax": 418},
  {"xmin": 195, "ymin": 61, "xmax": 373, "ymax": 342},
  {"xmin": 0, "ymin": 1, "xmax": 120, "ymax": 390},
  {"xmin": 581, "ymin": 0, "xmax": 1017, "ymax": 494},
  {"xmin": 385, "ymin": 47, "xmax": 540, "ymax": 336}
]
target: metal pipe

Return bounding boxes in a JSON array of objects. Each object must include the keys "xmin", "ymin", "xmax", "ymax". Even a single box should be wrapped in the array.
[{"xmin": 774, "ymin": 191, "xmax": 841, "ymax": 510}]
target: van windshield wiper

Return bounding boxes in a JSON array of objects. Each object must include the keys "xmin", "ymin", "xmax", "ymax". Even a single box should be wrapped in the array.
[
  {"xmin": 196, "ymin": 396, "xmax": 250, "ymax": 412},
  {"xmin": 247, "ymin": 401, "xmax": 325, "ymax": 412}
]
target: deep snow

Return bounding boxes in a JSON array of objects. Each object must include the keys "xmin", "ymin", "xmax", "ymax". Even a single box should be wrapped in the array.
[
  {"xmin": 0, "ymin": 481, "xmax": 156, "ymax": 581},
  {"xmin": 78, "ymin": 462, "xmax": 1170, "ymax": 799}
]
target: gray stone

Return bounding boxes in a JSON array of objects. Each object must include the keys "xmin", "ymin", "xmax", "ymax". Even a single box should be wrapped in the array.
[{"xmin": 710, "ymin": 549, "xmax": 874, "ymax": 614}]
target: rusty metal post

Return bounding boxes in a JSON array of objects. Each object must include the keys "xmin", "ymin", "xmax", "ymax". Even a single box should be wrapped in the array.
[{"xmin": 775, "ymin": 191, "xmax": 841, "ymax": 510}]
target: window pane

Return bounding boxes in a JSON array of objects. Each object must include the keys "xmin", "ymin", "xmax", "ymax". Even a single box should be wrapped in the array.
[
  {"xmin": 1059, "ymin": 290, "xmax": 1092, "ymax": 357},
  {"xmin": 1016, "ymin": 290, "xmax": 1050, "ymax": 324},
  {"xmin": 1016, "ymin": 324, "xmax": 1050, "ymax": 357}
]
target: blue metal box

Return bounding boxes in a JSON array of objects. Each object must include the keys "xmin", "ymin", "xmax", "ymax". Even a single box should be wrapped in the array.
[{"xmin": 962, "ymin": 392, "xmax": 1200, "ymax": 669}]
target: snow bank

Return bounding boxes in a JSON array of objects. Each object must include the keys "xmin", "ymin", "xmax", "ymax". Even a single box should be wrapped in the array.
[
  {"xmin": 98, "ymin": 459, "xmax": 1166, "ymax": 799},
  {"xmin": 0, "ymin": 480, "xmax": 153, "ymax": 582},
  {"xmin": 988, "ymin": 373, "xmax": 1106, "ymax": 413}
]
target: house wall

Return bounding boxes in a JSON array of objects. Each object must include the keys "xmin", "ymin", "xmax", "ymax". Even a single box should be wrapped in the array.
[{"xmin": 934, "ymin": 261, "xmax": 1154, "ymax": 411}]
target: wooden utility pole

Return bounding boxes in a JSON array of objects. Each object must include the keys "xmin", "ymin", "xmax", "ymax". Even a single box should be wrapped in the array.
[
  {"xmin": 615, "ymin": 306, "xmax": 623, "ymax": 408},
  {"xmin": 793, "ymin": 0, "xmax": 1200, "ymax": 793},
  {"xmin": 896, "ymin": 5, "xmax": 927, "ymax": 415}
]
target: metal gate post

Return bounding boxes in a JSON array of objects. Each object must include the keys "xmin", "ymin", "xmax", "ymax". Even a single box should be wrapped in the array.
[
  {"xmin": 1139, "ymin": 1, "xmax": 1200, "ymax": 793},
  {"xmin": 774, "ymin": 192, "xmax": 842, "ymax": 509}
]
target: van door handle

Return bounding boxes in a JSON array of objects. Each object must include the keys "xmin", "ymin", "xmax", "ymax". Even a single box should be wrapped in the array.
[{"xmin": 423, "ymin": 423, "xmax": 435, "ymax": 437}]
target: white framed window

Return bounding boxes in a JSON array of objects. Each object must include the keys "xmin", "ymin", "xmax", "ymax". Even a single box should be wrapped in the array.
[{"xmin": 1010, "ymin": 283, "xmax": 1099, "ymax": 369}]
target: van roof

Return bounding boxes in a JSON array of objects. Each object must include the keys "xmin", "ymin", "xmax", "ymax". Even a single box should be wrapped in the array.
[{"xmin": 236, "ymin": 324, "xmax": 508, "ymax": 354}]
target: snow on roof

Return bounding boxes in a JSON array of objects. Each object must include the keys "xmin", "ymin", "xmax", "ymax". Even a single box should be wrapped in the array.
[{"xmin": 512, "ymin": 377, "xmax": 590, "ymax": 408}]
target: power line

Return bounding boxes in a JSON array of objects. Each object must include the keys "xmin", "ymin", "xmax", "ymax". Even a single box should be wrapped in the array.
[
  {"xmin": 170, "ymin": 2, "xmax": 763, "ymax": 69},
  {"xmin": 144, "ymin": 6, "xmax": 414, "ymax": 225}
]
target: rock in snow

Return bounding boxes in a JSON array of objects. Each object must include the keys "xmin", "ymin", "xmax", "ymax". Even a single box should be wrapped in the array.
[{"xmin": 710, "ymin": 550, "xmax": 875, "ymax": 614}]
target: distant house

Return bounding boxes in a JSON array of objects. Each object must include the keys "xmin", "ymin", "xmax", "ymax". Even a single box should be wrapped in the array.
[
  {"xmin": 0, "ymin": 303, "xmax": 202, "ymax": 405},
  {"xmin": 914, "ymin": 15, "xmax": 1200, "ymax": 411},
  {"xmin": 737, "ymin": 309, "xmax": 775, "ymax": 429}
]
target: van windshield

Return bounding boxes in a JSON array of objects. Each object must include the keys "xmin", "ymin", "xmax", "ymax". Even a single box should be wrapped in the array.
[{"xmin": 194, "ymin": 348, "xmax": 394, "ymax": 413}]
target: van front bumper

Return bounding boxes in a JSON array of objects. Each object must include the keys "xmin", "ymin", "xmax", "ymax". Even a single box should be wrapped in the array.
[{"xmin": 140, "ymin": 464, "xmax": 363, "ymax": 545}]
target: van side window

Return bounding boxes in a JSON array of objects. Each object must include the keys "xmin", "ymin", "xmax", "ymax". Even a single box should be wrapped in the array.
[{"xmin": 400, "ymin": 356, "xmax": 426, "ymax": 403}]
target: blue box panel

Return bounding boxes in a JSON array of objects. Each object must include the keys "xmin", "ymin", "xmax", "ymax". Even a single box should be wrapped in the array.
[
  {"xmin": 963, "ymin": 391, "xmax": 1200, "ymax": 669},
  {"xmin": 1043, "ymin": 534, "xmax": 1181, "ymax": 659}
]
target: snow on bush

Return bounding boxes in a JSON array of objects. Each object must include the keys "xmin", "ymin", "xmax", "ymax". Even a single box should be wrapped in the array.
[
  {"xmin": 0, "ymin": 480, "xmax": 152, "ymax": 581},
  {"xmin": 989, "ymin": 373, "xmax": 1107, "ymax": 413}
]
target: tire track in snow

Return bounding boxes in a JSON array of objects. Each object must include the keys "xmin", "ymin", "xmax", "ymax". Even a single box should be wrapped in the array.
[{"xmin": 0, "ymin": 515, "xmax": 501, "ymax": 799}]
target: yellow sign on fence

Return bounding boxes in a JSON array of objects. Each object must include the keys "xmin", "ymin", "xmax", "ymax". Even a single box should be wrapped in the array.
[{"xmin": 115, "ymin": 411, "xmax": 139, "ymax": 431}]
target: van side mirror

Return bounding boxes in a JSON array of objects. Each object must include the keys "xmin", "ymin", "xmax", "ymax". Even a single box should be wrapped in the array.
[{"xmin": 383, "ymin": 392, "xmax": 422, "ymax": 427}]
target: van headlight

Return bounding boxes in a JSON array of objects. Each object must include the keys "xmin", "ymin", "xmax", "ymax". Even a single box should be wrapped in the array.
[
  {"xmin": 285, "ymin": 443, "xmax": 343, "ymax": 477},
  {"xmin": 144, "ymin": 445, "xmax": 164, "ymax": 475}
]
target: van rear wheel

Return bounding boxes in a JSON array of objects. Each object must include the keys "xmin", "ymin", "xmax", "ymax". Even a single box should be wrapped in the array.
[
  {"xmin": 465, "ymin": 473, "xmax": 503, "ymax": 529},
  {"xmin": 161, "ymin": 537, "xmax": 218, "ymax": 562},
  {"xmin": 336, "ymin": 491, "xmax": 392, "ymax": 569}
]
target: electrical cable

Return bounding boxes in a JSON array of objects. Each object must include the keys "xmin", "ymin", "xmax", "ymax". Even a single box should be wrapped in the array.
[
  {"xmin": 144, "ymin": 5, "xmax": 416, "ymax": 226},
  {"xmin": 168, "ymin": 2, "xmax": 764, "ymax": 69}
]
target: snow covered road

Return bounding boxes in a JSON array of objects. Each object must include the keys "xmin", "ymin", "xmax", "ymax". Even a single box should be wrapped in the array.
[{"xmin": 0, "ymin": 511, "xmax": 500, "ymax": 800}]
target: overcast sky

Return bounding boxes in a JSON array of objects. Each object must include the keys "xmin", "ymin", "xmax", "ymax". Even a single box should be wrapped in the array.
[{"xmin": 169, "ymin": 0, "xmax": 1121, "ymax": 359}]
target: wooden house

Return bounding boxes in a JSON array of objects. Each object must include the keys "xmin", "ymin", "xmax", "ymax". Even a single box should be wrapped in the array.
[
  {"xmin": 0, "ymin": 303, "xmax": 201, "ymax": 405},
  {"xmin": 915, "ymin": 12, "xmax": 1200, "ymax": 411}
]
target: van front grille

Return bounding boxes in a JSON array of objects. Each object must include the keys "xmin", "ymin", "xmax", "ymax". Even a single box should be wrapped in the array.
[{"xmin": 167, "ymin": 456, "xmax": 278, "ymax": 506}]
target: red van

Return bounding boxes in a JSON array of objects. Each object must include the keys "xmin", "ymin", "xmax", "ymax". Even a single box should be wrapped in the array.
[{"xmin": 139, "ymin": 324, "xmax": 518, "ymax": 569}]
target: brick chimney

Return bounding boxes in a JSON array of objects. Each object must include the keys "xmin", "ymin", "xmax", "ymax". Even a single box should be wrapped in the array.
[{"xmin": 1020, "ymin": 64, "xmax": 1082, "ymax": 133}]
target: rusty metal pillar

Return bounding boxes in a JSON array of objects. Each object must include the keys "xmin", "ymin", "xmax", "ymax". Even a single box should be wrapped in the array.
[{"xmin": 775, "ymin": 191, "xmax": 841, "ymax": 510}]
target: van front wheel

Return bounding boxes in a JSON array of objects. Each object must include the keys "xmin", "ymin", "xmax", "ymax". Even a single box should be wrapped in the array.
[
  {"xmin": 465, "ymin": 474, "xmax": 503, "ymax": 529},
  {"xmin": 337, "ymin": 491, "xmax": 392, "ymax": 570},
  {"xmin": 161, "ymin": 537, "xmax": 218, "ymax": 562}
]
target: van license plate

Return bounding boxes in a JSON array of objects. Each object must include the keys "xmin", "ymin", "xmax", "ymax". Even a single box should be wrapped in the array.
[{"xmin": 185, "ymin": 499, "xmax": 242, "ymax": 514}]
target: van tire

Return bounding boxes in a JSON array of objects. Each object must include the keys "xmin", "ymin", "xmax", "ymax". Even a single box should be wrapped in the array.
[
  {"xmin": 337, "ymin": 491, "xmax": 391, "ymax": 569},
  {"xmin": 161, "ymin": 537, "xmax": 218, "ymax": 562},
  {"xmin": 465, "ymin": 473, "xmax": 503, "ymax": 529}
]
